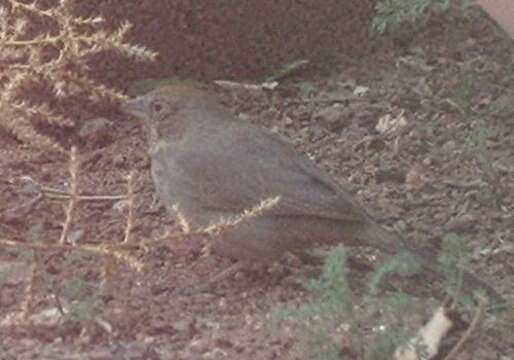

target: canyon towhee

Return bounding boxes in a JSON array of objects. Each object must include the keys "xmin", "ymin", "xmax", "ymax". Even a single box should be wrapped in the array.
[{"xmin": 121, "ymin": 84, "xmax": 501, "ymax": 300}]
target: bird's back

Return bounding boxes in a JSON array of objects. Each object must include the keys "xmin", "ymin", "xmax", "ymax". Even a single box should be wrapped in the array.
[{"xmin": 152, "ymin": 116, "xmax": 371, "ymax": 229}]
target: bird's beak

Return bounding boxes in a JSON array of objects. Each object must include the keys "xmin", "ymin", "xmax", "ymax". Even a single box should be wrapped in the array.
[{"xmin": 120, "ymin": 97, "xmax": 146, "ymax": 119}]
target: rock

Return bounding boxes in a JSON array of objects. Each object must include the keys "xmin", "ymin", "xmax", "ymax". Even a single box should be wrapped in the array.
[
  {"xmin": 375, "ymin": 112, "xmax": 408, "ymax": 133},
  {"xmin": 375, "ymin": 168, "xmax": 406, "ymax": 184},
  {"xmin": 353, "ymin": 85, "xmax": 369, "ymax": 96},
  {"xmin": 78, "ymin": 117, "xmax": 113, "ymax": 138},
  {"xmin": 237, "ymin": 113, "xmax": 250, "ymax": 122},
  {"xmin": 113, "ymin": 154, "xmax": 125, "ymax": 167},
  {"xmin": 172, "ymin": 319, "xmax": 194, "ymax": 332},
  {"xmin": 313, "ymin": 105, "xmax": 348, "ymax": 131},
  {"xmin": 442, "ymin": 140, "xmax": 457, "ymax": 152},
  {"xmin": 78, "ymin": 117, "xmax": 114, "ymax": 146},
  {"xmin": 405, "ymin": 166, "xmax": 428, "ymax": 190},
  {"xmin": 445, "ymin": 214, "xmax": 477, "ymax": 233}
]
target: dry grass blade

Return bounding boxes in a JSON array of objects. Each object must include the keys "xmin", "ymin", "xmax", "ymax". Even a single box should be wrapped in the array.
[
  {"xmin": 122, "ymin": 171, "xmax": 136, "ymax": 244},
  {"xmin": 59, "ymin": 146, "xmax": 78, "ymax": 245}
]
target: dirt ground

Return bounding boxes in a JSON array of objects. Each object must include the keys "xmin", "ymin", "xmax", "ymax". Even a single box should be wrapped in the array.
[{"xmin": 1, "ymin": 2, "xmax": 514, "ymax": 359}]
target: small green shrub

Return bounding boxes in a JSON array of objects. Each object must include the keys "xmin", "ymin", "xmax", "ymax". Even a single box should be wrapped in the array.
[
  {"xmin": 273, "ymin": 245, "xmax": 434, "ymax": 359},
  {"xmin": 274, "ymin": 235, "xmax": 512, "ymax": 359},
  {"xmin": 371, "ymin": 0, "xmax": 473, "ymax": 34}
]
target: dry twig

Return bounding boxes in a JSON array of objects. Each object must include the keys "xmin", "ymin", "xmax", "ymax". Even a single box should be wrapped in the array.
[
  {"xmin": 19, "ymin": 254, "xmax": 39, "ymax": 321},
  {"xmin": 0, "ymin": 0, "xmax": 157, "ymax": 149},
  {"xmin": 443, "ymin": 297, "xmax": 488, "ymax": 360},
  {"xmin": 122, "ymin": 171, "xmax": 135, "ymax": 244},
  {"xmin": 0, "ymin": 238, "xmax": 143, "ymax": 271},
  {"xmin": 59, "ymin": 146, "xmax": 78, "ymax": 244}
]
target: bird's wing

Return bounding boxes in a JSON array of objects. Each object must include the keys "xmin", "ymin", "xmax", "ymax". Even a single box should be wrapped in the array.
[{"xmin": 163, "ymin": 122, "xmax": 368, "ymax": 223}]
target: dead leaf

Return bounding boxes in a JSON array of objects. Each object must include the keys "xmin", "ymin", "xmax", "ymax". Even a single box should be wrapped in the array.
[
  {"xmin": 376, "ymin": 111, "xmax": 408, "ymax": 133},
  {"xmin": 405, "ymin": 166, "xmax": 427, "ymax": 191},
  {"xmin": 394, "ymin": 306, "xmax": 453, "ymax": 360}
]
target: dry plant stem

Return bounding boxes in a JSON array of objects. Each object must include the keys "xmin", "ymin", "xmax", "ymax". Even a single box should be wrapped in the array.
[
  {"xmin": 178, "ymin": 261, "xmax": 248, "ymax": 294},
  {"xmin": 100, "ymin": 254, "xmax": 117, "ymax": 295},
  {"xmin": 59, "ymin": 147, "xmax": 78, "ymax": 245},
  {"xmin": 101, "ymin": 171, "xmax": 135, "ymax": 293},
  {"xmin": 443, "ymin": 297, "xmax": 488, "ymax": 360},
  {"xmin": 202, "ymin": 196, "xmax": 281, "ymax": 237},
  {"xmin": 8, "ymin": 0, "xmax": 55, "ymax": 17},
  {"xmin": 170, "ymin": 197, "xmax": 281, "ymax": 293},
  {"xmin": 1, "ymin": 0, "xmax": 157, "ymax": 149},
  {"xmin": 20, "ymin": 252, "xmax": 39, "ymax": 321},
  {"xmin": 165, "ymin": 197, "xmax": 280, "ymax": 259},
  {"xmin": 286, "ymin": 97, "xmax": 352, "ymax": 105},
  {"xmin": 41, "ymin": 184, "xmax": 127, "ymax": 201},
  {"xmin": 173, "ymin": 204, "xmax": 191, "ymax": 234},
  {"xmin": 122, "ymin": 171, "xmax": 135, "ymax": 244},
  {"xmin": 0, "ymin": 239, "xmax": 143, "ymax": 271},
  {"xmin": 45, "ymin": 193, "xmax": 127, "ymax": 201},
  {"xmin": 9, "ymin": 176, "xmax": 127, "ymax": 201},
  {"xmin": 449, "ymin": 261, "xmax": 465, "ymax": 310}
]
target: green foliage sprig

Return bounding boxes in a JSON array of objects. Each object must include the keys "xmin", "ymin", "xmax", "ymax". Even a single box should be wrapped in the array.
[
  {"xmin": 273, "ymin": 246, "xmax": 432, "ymax": 359},
  {"xmin": 372, "ymin": 0, "xmax": 473, "ymax": 34}
]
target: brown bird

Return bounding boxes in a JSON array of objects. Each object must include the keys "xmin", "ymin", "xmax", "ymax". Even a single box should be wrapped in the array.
[{"xmin": 121, "ymin": 84, "xmax": 501, "ymax": 300}]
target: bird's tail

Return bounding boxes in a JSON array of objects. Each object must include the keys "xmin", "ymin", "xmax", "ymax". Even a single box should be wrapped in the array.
[
  {"xmin": 405, "ymin": 244, "xmax": 503, "ymax": 302},
  {"xmin": 360, "ymin": 220, "xmax": 407, "ymax": 255},
  {"xmin": 361, "ymin": 220, "xmax": 503, "ymax": 302}
]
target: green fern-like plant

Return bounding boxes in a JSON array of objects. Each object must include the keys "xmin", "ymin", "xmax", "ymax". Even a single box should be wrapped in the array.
[
  {"xmin": 273, "ymin": 245, "xmax": 436, "ymax": 359},
  {"xmin": 371, "ymin": 0, "xmax": 473, "ymax": 34},
  {"xmin": 273, "ymin": 246, "xmax": 355, "ymax": 360},
  {"xmin": 272, "ymin": 234, "xmax": 513, "ymax": 359}
]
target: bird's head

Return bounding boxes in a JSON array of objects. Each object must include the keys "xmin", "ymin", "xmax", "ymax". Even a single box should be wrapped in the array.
[{"xmin": 121, "ymin": 85, "xmax": 229, "ymax": 153}]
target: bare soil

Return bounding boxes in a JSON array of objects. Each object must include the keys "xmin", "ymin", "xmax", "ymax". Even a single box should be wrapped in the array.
[{"xmin": 1, "ymin": 3, "xmax": 513, "ymax": 359}]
